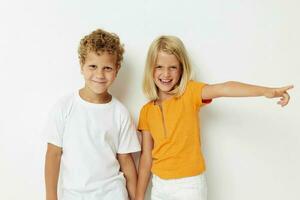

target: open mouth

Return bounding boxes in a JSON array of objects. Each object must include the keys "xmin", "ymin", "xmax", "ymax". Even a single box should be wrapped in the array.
[{"xmin": 159, "ymin": 79, "xmax": 172, "ymax": 85}]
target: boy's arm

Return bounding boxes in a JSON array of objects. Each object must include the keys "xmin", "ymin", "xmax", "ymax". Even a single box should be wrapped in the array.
[
  {"xmin": 202, "ymin": 81, "xmax": 293, "ymax": 106},
  {"xmin": 45, "ymin": 143, "xmax": 62, "ymax": 200},
  {"xmin": 135, "ymin": 131, "xmax": 153, "ymax": 200},
  {"xmin": 117, "ymin": 153, "xmax": 138, "ymax": 200}
]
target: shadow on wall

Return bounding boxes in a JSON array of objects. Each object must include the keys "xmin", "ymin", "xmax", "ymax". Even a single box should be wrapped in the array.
[{"xmin": 110, "ymin": 58, "xmax": 135, "ymax": 103}]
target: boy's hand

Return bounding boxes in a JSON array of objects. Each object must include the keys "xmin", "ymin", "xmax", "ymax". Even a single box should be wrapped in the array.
[{"xmin": 264, "ymin": 85, "xmax": 294, "ymax": 107}]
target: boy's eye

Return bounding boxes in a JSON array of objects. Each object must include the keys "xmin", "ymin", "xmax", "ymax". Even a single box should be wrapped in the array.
[
  {"xmin": 156, "ymin": 66, "xmax": 162, "ymax": 69},
  {"xmin": 104, "ymin": 66, "xmax": 113, "ymax": 71},
  {"xmin": 89, "ymin": 65, "xmax": 97, "ymax": 69}
]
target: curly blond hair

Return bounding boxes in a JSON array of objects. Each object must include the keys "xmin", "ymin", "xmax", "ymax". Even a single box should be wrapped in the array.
[{"xmin": 78, "ymin": 29, "xmax": 124, "ymax": 66}]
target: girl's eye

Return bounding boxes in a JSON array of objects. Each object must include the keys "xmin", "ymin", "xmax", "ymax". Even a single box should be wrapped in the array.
[{"xmin": 156, "ymin": 66, "xmax": 162, "ymax": 69}]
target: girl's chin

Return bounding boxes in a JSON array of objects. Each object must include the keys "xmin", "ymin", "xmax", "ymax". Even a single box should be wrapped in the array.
[{"xmin": 158, "ymin": 86, "xmax": 173, "ymax": 93}]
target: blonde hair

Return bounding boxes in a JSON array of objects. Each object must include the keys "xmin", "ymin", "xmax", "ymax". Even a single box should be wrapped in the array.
[
  {"xmin": 78, "ymin": 29, "xmax": 124, "ymax": 66},
  {"xmin": 143, "ymin": 35, "xmax": 192, "ymax": 100}
]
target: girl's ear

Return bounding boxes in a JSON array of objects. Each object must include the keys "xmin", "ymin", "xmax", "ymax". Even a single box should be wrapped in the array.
[{"xmin": 180, "ymin": 64, "xmax": 184, "ymax": 75}]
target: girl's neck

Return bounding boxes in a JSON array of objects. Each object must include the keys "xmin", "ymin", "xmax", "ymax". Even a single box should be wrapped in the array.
[
  {"xmin": 156, "ymin": 91, "xmax": 174, "ymax": 105},
  {"xmin": 79, "ymin": 88, "xmax": 112, "ymax": 104}
]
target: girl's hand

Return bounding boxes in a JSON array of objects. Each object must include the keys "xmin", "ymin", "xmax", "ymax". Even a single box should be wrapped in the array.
[{"xmin": 264, "ymin": 85, "xmax": 294, "ymax": 107}]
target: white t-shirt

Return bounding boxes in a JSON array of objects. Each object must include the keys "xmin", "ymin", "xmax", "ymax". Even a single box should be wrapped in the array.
[{"xmin": 44, "ymin": 92, "xmax": 141, "ymax": 199}]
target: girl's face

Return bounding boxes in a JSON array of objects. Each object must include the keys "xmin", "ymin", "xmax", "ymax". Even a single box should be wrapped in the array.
[{"xmin": 153, "ymin": 51, "xmax": 182, "ymax": 97}]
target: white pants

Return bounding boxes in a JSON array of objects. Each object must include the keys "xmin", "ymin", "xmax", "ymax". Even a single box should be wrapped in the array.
[
  {"xmin": 60, "ymin": 177, "xmax": 129, "ymax": 200},
  {"xmin": 61, "ymin": 186, "xmax": 128, "ymax": 200},
  {"xmin": 151, "ymin": 173, "xmax": 207, "ymax": 200}
]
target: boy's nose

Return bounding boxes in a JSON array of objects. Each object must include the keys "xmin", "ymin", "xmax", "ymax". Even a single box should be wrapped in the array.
[{"xmin": 95, "ymin": 69, "xmax": 105, "ymax": 78}]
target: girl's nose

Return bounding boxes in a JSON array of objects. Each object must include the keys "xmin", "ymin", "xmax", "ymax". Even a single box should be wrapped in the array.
[{"xmin": 162, "ymin": 69, "xmax": 170, "ymax": 77}]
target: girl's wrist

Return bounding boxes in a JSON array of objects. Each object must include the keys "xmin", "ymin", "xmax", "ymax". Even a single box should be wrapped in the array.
[{"xmin": 263, "ymin": 87, "xmax": 275, "ymax": 98}]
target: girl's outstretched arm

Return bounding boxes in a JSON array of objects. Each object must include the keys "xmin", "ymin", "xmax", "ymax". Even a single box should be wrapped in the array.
[
  {"xmin": 202, "ymin": 81, "xmax": 293, "ymax": 107},
  {"xmin": 136, "ymin": 131, "xmax": 153, "ymax": 200}
]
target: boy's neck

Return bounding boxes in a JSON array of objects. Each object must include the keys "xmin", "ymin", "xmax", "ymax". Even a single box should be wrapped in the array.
[{"xmin": 79, "ymin": 88, "xmax": 112, "ymax": 104}]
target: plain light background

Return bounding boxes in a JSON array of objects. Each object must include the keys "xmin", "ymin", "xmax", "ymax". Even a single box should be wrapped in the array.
[{"xmin": 0, "ymin": 0, "xmax": 299, "ymax": 199}]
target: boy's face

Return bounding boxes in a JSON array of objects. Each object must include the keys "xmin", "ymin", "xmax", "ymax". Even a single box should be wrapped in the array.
[
  {"xmin": 153, "ymin": 51, "xmax": 182, "ymax": 95},
  {"xmin": 81, "ymin": 51, "xmax": 119, "ymax": 96}
]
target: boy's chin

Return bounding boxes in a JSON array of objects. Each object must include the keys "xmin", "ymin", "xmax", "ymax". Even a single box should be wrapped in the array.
[
  {"xmin": 84, "ymin": 87, "xmax": 109, "ymax": 96},
  {"xmin": 93, "ymin": 90, "xmax": 109, "ymax": 95}
]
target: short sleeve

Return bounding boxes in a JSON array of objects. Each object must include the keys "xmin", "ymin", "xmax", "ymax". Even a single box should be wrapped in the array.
[
  {"xmin": 43, "ymin": 103, "xmax": 65, "ymax": 147},
  {"xmin": 137, "ymin": 105, "xmax": 149, "ymax": 132},
  {"xmin": 117, "ymin": 111, "xmax": 141, "ymax": 154},
  {"xmin": 189, "ymin": 80, "xmax": 212, "ymax": 108}
]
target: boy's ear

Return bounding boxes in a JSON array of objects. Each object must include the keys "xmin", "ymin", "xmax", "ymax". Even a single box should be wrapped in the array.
[
  {"xmin": 80, "ymin": 65, "xmax": 83, "ymax": 74},
  {"xmin": 115, "ymin": 64, "xmax": 120, "ymax": 75}
]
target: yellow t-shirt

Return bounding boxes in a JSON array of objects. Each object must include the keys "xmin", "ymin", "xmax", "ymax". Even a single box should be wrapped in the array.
[{"xmin": 138, "ymin": 80, "xmax": 211, "ymax": 179}]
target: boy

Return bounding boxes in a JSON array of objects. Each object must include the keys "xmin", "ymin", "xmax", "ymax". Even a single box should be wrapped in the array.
[{"xmin": 44, "ymin": 29, "xmax": 140, "ymax": 200}]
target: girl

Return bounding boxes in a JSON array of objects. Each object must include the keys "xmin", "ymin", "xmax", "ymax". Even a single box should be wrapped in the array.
[{"xmin": 135, "ymin": 35, "xmax": 293, "ymax": 200}]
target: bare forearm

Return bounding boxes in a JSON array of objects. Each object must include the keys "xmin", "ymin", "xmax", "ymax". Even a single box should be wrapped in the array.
[
  {"xmin": 118, "ymin": 154, "xmax": 138, "ymax": 200},
  {"xmin": 45, "ymin": 154, "xmax": 61, "ymax": 200},
  {"xmin": 123, "ymin": 163, "xmax": 138, "ymax": 200},
  {"xmin": 202, "ymin": 81, "xmax": 293, "ymax": 106},
  {"xmin": 213, "ymin": 81, "xmax": 269, "ymax": 98},
  {"xmin": 221, "ymin": 81, "xmax": 270, "ymax": 97},
  {"xmin": 204, "ymin": 81, "xmax": 270, "ymax": 99},
  {"xmin": 136, "ymin": 154, "xmax": 152, "ymax": 200}
]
